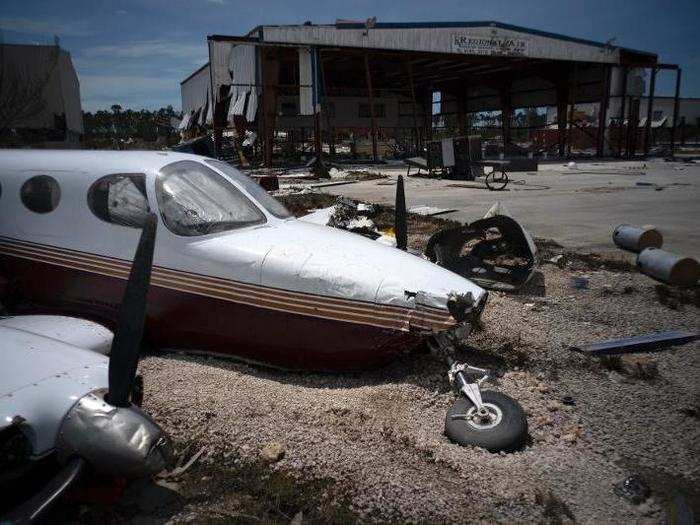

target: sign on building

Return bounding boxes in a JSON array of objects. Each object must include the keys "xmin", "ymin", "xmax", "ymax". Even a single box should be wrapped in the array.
[{"xmin": 451, "ymin": 34, "xmax": 529, "ymax": 57}]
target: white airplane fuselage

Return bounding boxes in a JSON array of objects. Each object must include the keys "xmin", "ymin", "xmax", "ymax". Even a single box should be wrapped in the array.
[{"xmin": 0, "ymin": 150, "xmax": 487, "ymax": 370}]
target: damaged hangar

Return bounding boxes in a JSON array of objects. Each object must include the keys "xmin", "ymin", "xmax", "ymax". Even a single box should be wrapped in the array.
[{"xmin": 180, "ymin": 20, "xmax": 680, "ymax": 167}]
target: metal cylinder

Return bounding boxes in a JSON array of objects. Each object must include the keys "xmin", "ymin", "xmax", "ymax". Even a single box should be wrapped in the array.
[
  {"xmin": 613, "ymin": 224, "xmax": 663, "ymax": 252},
  {"xmin": 636, "ymin": 248, "xmax": 699, "ymax": 287}
]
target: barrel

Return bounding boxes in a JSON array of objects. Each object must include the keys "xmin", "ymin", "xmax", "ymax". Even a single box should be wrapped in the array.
[
  {"xmin": 613, "ymin": 224, "xmax": 663, "ymax": 253},
  {"xmin": 637, "ymin": 248, "xmax": 699, "ymax": 287}
]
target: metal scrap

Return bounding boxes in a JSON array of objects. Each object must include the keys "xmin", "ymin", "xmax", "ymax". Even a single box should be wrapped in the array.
[
  {"xmin": 570, "ymin": 330, "xmax": 699, "ymax": 356},
  {"xmin": 425, "ymin": 204, "xmax": 538, "ymax": 292}
]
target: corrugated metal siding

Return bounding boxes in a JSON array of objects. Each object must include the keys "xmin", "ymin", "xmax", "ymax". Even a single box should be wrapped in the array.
[
  {"xmin": 0, "ymin": 45, "xmax": 83, "ymax": 134},
  {"xmin": 181, "ymin": 64, "xmax": 210, "ymax": 114},
  {"xmin": 209, "ymin": 40, "xmax": 234, "ymax": 98},
  {"xmin": 262, "ymin": 26, "xmax": 620, "ymax": 64}
]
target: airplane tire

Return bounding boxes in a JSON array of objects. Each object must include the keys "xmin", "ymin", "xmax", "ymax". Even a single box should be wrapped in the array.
[{"xmin": 445, "ymin": 390, "xmax": 527, "ymax": 452}]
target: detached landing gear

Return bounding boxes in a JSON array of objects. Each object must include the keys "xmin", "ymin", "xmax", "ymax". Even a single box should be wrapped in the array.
[{"xmin": 430, "ymin": 331, "xmax": 528, "ymax": 452}]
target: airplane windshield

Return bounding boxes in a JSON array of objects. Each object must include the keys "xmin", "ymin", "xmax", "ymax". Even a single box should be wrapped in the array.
[
  {"xmin": 156, "ymin": 160, "xmax": 266, "ymax": 236},
  {"xmin": 205, "ymin": 159, "xmax": 292, "ymax": 219}
]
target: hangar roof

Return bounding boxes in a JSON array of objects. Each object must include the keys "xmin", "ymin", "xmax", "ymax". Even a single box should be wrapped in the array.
[{"xmin": 217, "ymin": 20, "xmax": 656, "ymax": 66}]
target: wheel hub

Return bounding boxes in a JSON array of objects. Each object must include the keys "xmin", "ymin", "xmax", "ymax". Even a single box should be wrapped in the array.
[{"xmin": 465, "ymin": 402, "xmax": 503, "ymax": 430}]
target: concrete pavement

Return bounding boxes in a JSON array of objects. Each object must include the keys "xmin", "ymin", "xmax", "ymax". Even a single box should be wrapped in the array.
[{"xmin": 317, "ymin": 159, "xmax": 700, "ymax": 258}]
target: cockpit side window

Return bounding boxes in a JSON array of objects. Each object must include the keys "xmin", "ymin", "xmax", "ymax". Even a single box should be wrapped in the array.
[
  {"xmin": 204, "ymin": 159, "xmax": 292, "ymax": 219},
  {"xmin": 88, "ymin": 174, "xmax": 150, "ymax": 228},
  {"xmin": 156, "ymin": 160, "xmax": 265, "ymax": 237},
  {"xmin": 21, "ymin": 175, "xmax": 61, "ymax": 213}
]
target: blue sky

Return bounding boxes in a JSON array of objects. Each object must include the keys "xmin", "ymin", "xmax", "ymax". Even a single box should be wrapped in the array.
[{"xmin": 2, "ymin": 0, "xmax": 698, "ymax": 111}]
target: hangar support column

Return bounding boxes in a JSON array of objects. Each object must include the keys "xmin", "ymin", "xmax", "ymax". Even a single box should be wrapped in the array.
[
  {"xmin": 500, "ymin": 84, "xmax": 512, "ymax": 155},
  {"xmin": 556, "ymin": 79, "xmax": 569, "ymax": 158},
  {"xmin": 617, "ymin": 67, "xmax": 628, "ymax": 158},
  {"xmin": 364, "ymin": 54, "xmax": 378, "ymax": 162},
  {"xmin": 669, "ymin": 68, "xmax": 682, "ymax": 159},
  {"xmin": 596, "ymin": 66, "xmax": 611, "ymax": 157}
]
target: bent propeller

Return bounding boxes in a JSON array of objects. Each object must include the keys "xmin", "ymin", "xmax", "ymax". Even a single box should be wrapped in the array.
[
  {"xmin": 395, "ymin": 175, "xmax": 408, "ymax": 250},
  {"xmin": 105, "ymin": 213, "xmax": 157, "ymax": 407}
]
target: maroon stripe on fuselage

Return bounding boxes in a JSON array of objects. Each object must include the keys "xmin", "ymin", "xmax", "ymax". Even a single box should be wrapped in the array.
[
  {"xmin": 0, "ymin": 235, "xmax": 456, "ymax": 331},
  {"xmin": 0, "ymin": 254, "xmax": 424, "ymax": 370}
]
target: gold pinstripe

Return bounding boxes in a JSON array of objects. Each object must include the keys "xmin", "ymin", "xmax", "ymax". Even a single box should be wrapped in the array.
[{"xmin": 0, "ymin": 237, "xmax": 457, "ymax": 332}]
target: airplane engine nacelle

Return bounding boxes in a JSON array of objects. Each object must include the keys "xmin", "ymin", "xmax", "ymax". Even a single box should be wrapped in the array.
[{"xmin": 56, "ymin": 390, "xmax": 173, "ymax": 478}]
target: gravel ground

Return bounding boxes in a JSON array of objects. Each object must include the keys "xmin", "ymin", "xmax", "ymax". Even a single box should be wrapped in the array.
[{"xmin": 62, "ymin": 257, "xmax": 699, "ymax": 524}]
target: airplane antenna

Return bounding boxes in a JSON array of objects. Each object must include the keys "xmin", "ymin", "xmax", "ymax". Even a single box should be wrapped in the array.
[
  {"xmin": 395, "ymin": 175, "xmax": 408, "ymax": 250},
  {"xmin": 105, "ymin": 214, "xmax": 157, "ymax": 407}
]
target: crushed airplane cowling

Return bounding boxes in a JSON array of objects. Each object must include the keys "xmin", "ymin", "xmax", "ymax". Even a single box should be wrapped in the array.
[
  {"xmin": 425, "ymin": 203, "xmax": 538, "ymax": 292},
  {"xmin": 301, "ymin": 199, "xmax": 538, "ymax": 292}
]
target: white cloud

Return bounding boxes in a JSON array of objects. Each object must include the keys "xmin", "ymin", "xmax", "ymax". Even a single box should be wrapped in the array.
[
  {"xmin": 81, "ymin": 39, "xmax": 206, "ymax": 63},
  {"xmin": 0, "ymin": 16, "xmax": 95, "ymax": 37},
  {"xmin": 207, "ymin": 0, "xmax": 228, "ymax": 4}
]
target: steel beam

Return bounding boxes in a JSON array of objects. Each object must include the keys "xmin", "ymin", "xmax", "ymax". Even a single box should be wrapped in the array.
[
  {"xmin": 617, "ymin": 67, "xmax": 628, "ymax": 157},
  {"xmin": 669, "ymin": 68, "xmax": 682, "ymax": 159},
  {"xmin": 596, "ymin": 65, "xmax": 611, "ymax": 157},
  {"xmin": 567, "ymin": 64, "xmax": 578, "ymax": 156},
  {"xmin": 643, "ymin": 67, "xmax": 657, "ymax": 157},
  {"xmin": 364, "ymin": 54, "xmax": 378, "ymax": 162}
]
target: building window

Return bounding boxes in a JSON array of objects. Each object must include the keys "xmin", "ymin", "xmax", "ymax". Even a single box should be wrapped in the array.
[
  {"xmin": 88, "ymin": 174, "xmax": 150, "ymax": 228},
  {"xmin": 21, "ymin": 175, "xmax": 61, "ymax": 214},
  {"xmin": 359, "ymin": 103, "xmax": 385, "ymax": 118},
  {"xmin": 156, "ymin": 160, "xmax": 265, "ymax": 236},
  {"xmin": 652, "ymin": 110, "xmax": 663, "ymax": 121}
]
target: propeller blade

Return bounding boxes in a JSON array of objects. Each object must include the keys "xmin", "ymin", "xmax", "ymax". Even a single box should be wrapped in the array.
[
  {"xmin": 395, "ymin": 175, "xmax": 408, "ymax": 250},
  {"xmin": 105, "ymin": 213, "xmax": 157, "ymax": 407}
]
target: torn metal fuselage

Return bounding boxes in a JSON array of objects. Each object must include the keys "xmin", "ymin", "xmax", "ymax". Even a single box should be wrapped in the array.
[{"xmin": 425, "ymin": 212, "xmax": 538, "ymax": 292}]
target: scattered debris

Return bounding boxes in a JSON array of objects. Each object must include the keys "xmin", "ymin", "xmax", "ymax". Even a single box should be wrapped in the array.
[
  {"xmin": 570, "ymin": 331, "xmax": 700, "ymax": 356},
  {"xmin": 614, "ymin": 475, "xmax": 651, "ymax": 504},
  {"xmin": 408, "ymin": 205, "xmax": 457, "ymax": 217},
  {"xmin": 569, "ymin": 276, "xmax": 590, "ymax": 290},
  {"xmin": 612, "ymin": 224, "xmax": 663, "ymax": 253},
  {"xmin": 161, "ymin": 446, "xmax": 207, "ymax": 479},
  {"xmin": 261, "ymin": 442, "xmax": 285, "ymax": 463},
  {"xmin": 325, "ymin": 198, "xmax": 381, "ymax": 240},
  {"xmin": 636, "ymin": 248, "xmax": 699, "ymax": 287},
  {"xmin": 425, "ymin": 203, "xmax": 538, "ymax": 292},
  {"xmin": 309, "ymin": 180, "xmax": 358, "ymax": 189},
  {"xmin": 561, "ymin": 396, "xmax": 576, "ymax": 406},
  {"xmin": 548, "ymin": 254, "xmax": 565, "ymax": 267}
]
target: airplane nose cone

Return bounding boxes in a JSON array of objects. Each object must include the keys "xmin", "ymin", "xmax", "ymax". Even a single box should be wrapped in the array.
[{"xmin": 262, "ymin": 220, "xmax": 486, "ymax": 311}]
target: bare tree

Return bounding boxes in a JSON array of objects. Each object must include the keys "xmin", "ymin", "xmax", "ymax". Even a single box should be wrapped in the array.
[{"xmin": 0, "ymin": 33, "xmax": 60, "ymax": 136}]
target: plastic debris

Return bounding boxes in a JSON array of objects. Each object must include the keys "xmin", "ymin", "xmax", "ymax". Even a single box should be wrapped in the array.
[{"xmin": 614, "ymin": 475, "xmax": 650, "ymax": 504}]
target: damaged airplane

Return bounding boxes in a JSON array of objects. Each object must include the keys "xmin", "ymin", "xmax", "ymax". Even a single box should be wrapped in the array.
[
  {"xmin": 1, "ymin": 214, "xmax": 173, "ymax": 521},
  {"xmin": 0, "ymin": 150, "xmax": 527, "ymax": 452}
]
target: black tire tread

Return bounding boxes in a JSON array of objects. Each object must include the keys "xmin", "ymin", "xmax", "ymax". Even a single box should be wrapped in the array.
[{"xmin": 445, "ymin": 390, "xmax": 528, "ymax": 452}]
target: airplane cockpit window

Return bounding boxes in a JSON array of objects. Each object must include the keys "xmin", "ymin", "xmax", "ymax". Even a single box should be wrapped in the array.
[
  {"xmin": 88, "ymin": 174, "xmax": 150, "ymax": 228},
  {"xmin": 156, "ymin": 160, "xmax": 265, "ymax": 236},
  {"xmin": 21, "ymin": 175, "xmax": 61, "ymax": 213},
  {"xmin": 205, "ymin": 159, "xmax": 292, "ymax": 219}
]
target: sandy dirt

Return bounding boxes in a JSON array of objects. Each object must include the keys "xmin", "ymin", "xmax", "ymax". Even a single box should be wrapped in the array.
[
  {"xmin": 59, "ymin": 267, "xmax": 698, "ymax": 524},
  {"xmin": 54, "ymin": 196, "xmax": 699, "ymax": 524}
]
